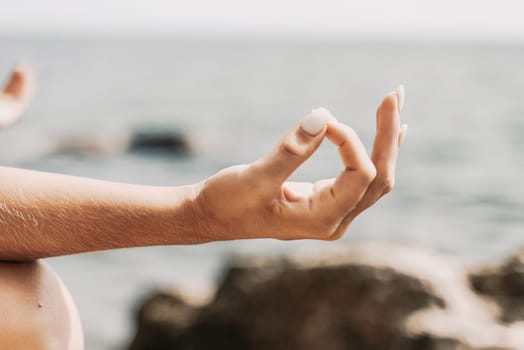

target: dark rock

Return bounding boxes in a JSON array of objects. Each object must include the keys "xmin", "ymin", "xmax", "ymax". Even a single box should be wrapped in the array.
[
  {"xmin": 129, "ymin": 291, "xmax": 198, "ymax": 350},
  {"xmin": 129, "ymin": 128, "xmax": 191, "ymax": 156},
  {"xmin": 470, "ymin": 250, "xmax": 524, "ymax": 323},
  {"xmin": 129, "ymin": 243, "xmax": 524, "ymax": 350},
  {"xmin": 51, "ymin": 126, "xmax": 192, "ymax": 157}
]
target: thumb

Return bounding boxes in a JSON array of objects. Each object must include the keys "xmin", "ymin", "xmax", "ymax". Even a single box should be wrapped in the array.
[{"xmin": 251, "ymin": 107, "xmax": 333, "ymax": 185}]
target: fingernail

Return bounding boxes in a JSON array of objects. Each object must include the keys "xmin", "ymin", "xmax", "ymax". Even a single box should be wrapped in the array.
[
  {"xmin": 399, "ymin": 123, "xmax": 408, "ymax": 145},
  {"xmin": 396, "ymin": 84, "xmax": 405, "ymax": 112},
  {"xmin": 301, "ymin": 107, "xmax": 333, "ymax": 136}
]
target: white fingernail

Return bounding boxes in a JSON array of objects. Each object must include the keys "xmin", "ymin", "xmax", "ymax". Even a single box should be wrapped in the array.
[
  {"xmin": 301, "ymin": 107, "xmax": 333, "ymax": 135},
  {"xmin": 399, "ymin": 123, "xmax": 408, "ymax": 145},
  {"xmin": 315, "ymin": 107, "xmax": 338, "ymax": 123},
  {"xmin": 396, "ymin": 84, "xmax": 405, "ymax": 112}
]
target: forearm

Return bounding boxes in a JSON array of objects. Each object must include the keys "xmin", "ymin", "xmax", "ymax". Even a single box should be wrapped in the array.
[{"xmin": 0, "ymin": 166, "xmax": 199, "ymax": 260}]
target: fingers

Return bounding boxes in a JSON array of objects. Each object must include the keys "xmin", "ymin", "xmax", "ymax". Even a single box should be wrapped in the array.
[
  {"xmin": 328, "ymin": 121, "xmax": 377, "ymax": 196},
  {"xmin": 309, "ymin": 121, "xmax": 376, "ymax": 220},
  {"xmin": 330, "ymin": 86, "xmax": 407, "ymax": 239},
  {"xmin": 250, "ymin": 108, "xmax": 332, "ymax": 186},
  {"xmin": 247, "ymin": 86, "xmax": 407, "ymax": 241}
]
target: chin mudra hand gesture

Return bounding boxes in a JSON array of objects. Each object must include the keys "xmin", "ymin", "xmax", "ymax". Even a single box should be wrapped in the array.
[
  {"xmin": 193, "ymin": 86, "xmax": 408, "ymax": 241},
  {"xmin": 0, "ymin": 82, "xmax": 406, "ymax": 259}
]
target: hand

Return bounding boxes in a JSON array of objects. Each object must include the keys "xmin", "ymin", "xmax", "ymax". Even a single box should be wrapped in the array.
[
  {"xmin": 193, "ymin": 87, "xmax": 408, "ymax": 241},
  {"xmin": 0, "ymin": 63, "xmax": 36, "ymax": 128}
]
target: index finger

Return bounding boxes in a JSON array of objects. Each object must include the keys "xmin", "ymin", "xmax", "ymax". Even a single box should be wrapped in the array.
[{"xmin": 308, "ymin": 121, "xmax": 376, "ymax": 220}]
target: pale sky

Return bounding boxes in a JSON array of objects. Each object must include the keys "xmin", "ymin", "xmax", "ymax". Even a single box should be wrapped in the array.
[{"xmin": 1, "ymin": 0, "xmax": 524, "ymax": 39}]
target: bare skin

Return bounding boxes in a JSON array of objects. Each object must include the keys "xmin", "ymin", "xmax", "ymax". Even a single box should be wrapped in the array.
[
  {"xmin": 1, "ymin": 65, "xmax": 83, "ymax": 349},
  {"xmin": 0, "ymin": 65, "xmax": 407, "ymax": 349},
  {"xmin": 0, "ymin": 261, "xmax": 83, "ymax": 349}
]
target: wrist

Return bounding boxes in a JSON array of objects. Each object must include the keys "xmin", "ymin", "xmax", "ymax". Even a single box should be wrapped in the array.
[
  {"xmin": 156, "ymin": 183, "xmax": 204, "ymax": 245},
  {"xmin": 188, "ymin": 179, "xmax": 236, "ymax": 243},
  {"xmin": 185, "ymin": 180, "xmax": 222, "ymax": 243}
]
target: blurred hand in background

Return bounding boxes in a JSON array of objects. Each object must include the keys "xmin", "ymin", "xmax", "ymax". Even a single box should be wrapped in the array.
[{"xmin": 0, "ymin": 63, "xmax": 35, "ymax": 128}]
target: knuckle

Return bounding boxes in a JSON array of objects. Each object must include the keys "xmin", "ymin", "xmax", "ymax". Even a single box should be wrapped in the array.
[
  {"xmin": 358, "ymin": 163, "xmax": 377, "ymax": 184},
  {"xmin": 376, "ymin": 174, "xmax": 395, "ymax": 194},
  {"xmin": 279, "ymin": 139, "xmax": 302, "ymax": 159},
  {"xmin": 340, "ymin": 124, "xmax": 358, "ymax": 140},
  {"xmin": 383, "ymin": 177, "xmax": 395, "ymax": 193}
]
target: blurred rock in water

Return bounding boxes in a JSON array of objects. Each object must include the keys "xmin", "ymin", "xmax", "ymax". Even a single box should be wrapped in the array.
[
  {"xmin": 128, "ymin": 243, "xmax": 524, "ymax": 350},
  {"xmin": 128, "ymin": 127, "xmax": 191, "ymax": 156},
  {"xmin": 470, "ymin": 250, "xmax": 524, "ymax": 324},
  {"xmin": 52, "ymin": 126, "xmax": 191, "ymax": 157},
  {"xmin": 0, "ymin": 128, "xmax": 192, "ymax": 164},
  {"xmin": 0, "ymin": 125, "xmax": 192, "ymax": 163}
]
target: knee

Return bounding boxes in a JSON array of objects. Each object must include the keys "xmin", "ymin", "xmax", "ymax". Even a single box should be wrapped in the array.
[{"xmin": 0, "ymin": 260, "xmax": 84, "ymax": 349}]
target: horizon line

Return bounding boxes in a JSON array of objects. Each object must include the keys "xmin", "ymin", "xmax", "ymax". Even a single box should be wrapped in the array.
[{"xmin": 1, "ymin": 28, "xmax": 524, "ymax": 46}]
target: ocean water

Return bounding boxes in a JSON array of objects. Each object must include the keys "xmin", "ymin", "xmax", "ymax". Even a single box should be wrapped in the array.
[{"xmin": 1, "ymin": 36, "xmax": 523, "ymax": 349}]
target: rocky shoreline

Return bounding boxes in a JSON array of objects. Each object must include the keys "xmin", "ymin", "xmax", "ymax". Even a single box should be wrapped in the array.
[{"xmin": 127, "ymin": 243, "xmax": 524, "ymax": 350}]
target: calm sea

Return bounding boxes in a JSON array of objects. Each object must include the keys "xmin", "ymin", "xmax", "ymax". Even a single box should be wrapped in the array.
[{"xmin": 1, "ymin": 36, "xmax": 523, "ymax": 349}]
